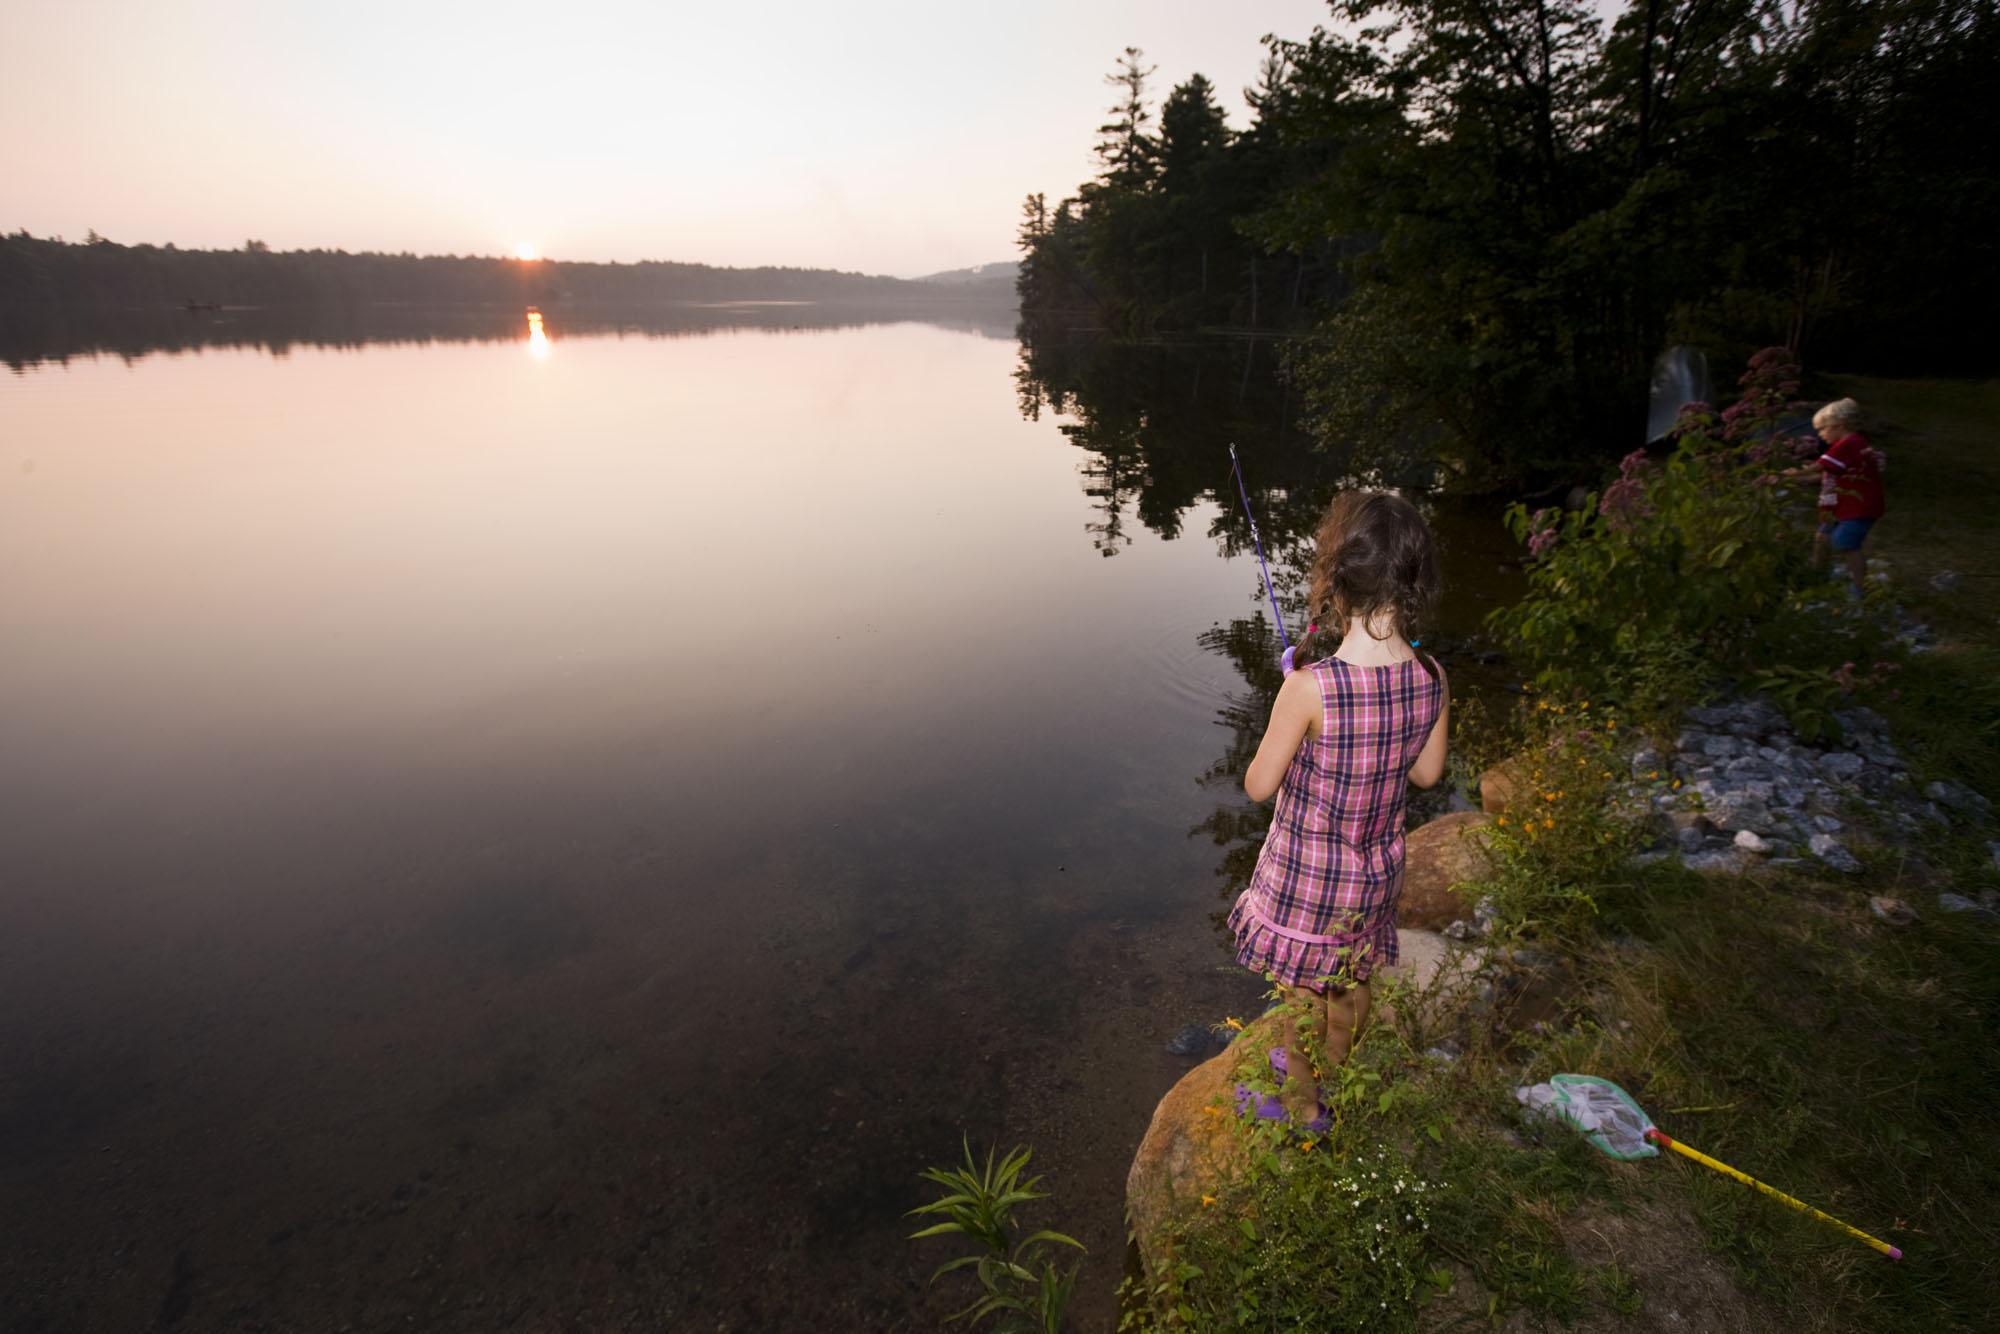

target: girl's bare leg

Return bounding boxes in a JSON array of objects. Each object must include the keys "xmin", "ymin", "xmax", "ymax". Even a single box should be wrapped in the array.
[
  {"xmin": 1276, "ymin": 983, "xmax": 1327, "ymax": 1122},
  {"xmin": 1321, "ymin": 982, "xmax": 1373, "ymax": 1069}
]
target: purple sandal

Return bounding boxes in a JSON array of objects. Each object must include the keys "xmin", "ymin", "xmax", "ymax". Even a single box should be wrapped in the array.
[{"xmin": 1233, "ymin": 1047, "xmax": 1332, "ymax": 1134}]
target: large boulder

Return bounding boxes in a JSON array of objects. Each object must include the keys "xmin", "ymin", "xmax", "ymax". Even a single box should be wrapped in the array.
[
  {"xmin": 1398, "ymin": 812, "xmax": 1495, "ymax": 930},
  {"xmin": 1479, "ymin": 758, "xmax": 1529, "ymax": 815},
  {"xmin": 1126, "ymin": 930, "xmax": 1463, "ymax": 1280}
]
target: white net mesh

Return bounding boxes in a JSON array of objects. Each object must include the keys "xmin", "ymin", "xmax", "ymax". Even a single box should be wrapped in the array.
[{"xmin": 1516, "ymin": 1074, "xmax": 1658, "ymax": 1160}]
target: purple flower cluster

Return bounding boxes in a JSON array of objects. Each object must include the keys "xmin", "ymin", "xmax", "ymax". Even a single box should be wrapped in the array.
[
  {"xmin": 1598, "ymin": 448, "xmax": 1657, "ymax": 534},
  {"xmin": 1724, "ymin": 347, "xmax": 1803, "ymax": 441},
  {"xmin": 1527, "ymin": 507, "xmax": 1560, "ymax": 557}
]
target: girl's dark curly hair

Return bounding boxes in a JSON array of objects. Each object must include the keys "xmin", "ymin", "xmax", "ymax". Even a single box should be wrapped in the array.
[{"xmin": 1292, "ymin": 490, "xmax": 1442, "ymax": 668}]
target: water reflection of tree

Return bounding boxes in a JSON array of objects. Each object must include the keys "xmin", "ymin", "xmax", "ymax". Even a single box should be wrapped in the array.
[
  {"xmin": 1014, "ymin": 325, "xmax": 1334, "ymax": 558},
  {"xmin": 1191, "ymin": 614, "xmax": 1286, "ymax": 915},
  {"xmin": 1017, "ymin": 324, "xmax": 1487, "ymax": 905},
  {"xmin": 1017, "ymin": 324, "xmax": 1344, "ymax": 897}
]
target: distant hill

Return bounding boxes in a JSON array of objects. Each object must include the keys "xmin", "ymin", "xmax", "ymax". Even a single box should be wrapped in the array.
[
  {"xmin": 0, "ymin": 235, "xmax": 1020, "ymax": 311},
  {"xmin": 912, "ymin": 261, "xmax": 1017, "ymax": 289}
]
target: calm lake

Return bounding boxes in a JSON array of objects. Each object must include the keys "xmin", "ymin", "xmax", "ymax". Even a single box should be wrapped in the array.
[{"xmin": 0, "ymin": 304, "xmax": 1517, "ymax": 1331}]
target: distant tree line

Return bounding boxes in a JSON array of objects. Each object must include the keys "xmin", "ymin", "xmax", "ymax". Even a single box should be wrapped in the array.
[
  {"xmin": 0, "ymin": 232, "xmax": 998, "ymax": 310},
  {"xmin": 1018, "ymin": 1, "xmax": 2000, "ymax": 488}
]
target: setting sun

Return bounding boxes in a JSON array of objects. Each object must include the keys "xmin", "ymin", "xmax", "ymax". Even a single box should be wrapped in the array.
[{"xmin": 514, "ymin": 241, "xmax": 539, "ymax": 261}]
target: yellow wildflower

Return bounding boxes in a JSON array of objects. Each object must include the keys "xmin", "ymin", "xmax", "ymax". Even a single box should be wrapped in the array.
[
  {"xmin": 1543, "ymin": 817, "xmax": 1555, "ymax": 829},
  {"xmin": 1672, "ymin": 778, "xmax": 1683, "ymax": 790},
  {"xmin": 1223, "ymin": 1016, "xmax": 1245, "ymax": 1031},
  {"xmin": 1581, "ymin": 701, "xmax": 1590, "ymax": 710},
  {"xmin": 1648, "ymin": 770, "xmax": 1659, "ymax": 780},
  {"xmin": 1299, "ymin": 1140, "xmax": 1316, "ymax": 1153},
  {"xmin": 1496, "ymin": 816, "xmax": 1509, "ymax": 826},
  {"xmin": 1607, "ymin": 720, "xmax": 1617, "ymax": 731},
  {"xmin": 1201, "ymin": 1194, "xmax": 1217, "ymax": 1208},
  {"xmin": 1601, "ymin": 771, "xmax": 1613, "ymax": 780}
]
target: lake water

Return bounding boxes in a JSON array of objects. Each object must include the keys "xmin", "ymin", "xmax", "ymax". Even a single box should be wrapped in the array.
[{"xmin": 0, "ymin": 306, "xmax": 1518, "ymax": 1330}]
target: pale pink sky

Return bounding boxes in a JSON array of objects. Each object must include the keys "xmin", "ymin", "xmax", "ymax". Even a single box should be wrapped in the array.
[{"xmin": 4, "ymin": 0, "xmax": 1353, "ymax": 277}]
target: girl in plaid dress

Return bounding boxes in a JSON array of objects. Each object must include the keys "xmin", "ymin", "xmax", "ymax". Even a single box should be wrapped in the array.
[{"xmin": 1228, "ymin": 491, "xmax": 1449, "ymax": 1125}]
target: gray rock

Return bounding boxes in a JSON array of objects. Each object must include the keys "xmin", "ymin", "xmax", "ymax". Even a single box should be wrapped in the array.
[
  {"xmin": 1704, "ymin": 735, "xmax": 1743, "ymax": 759},
  {"xmin": 1733, "ymin": 829, "xmax": 1774, "ymax": 854},
  {"xmin": 1925, "ymin": 779, "xmax": 1992, "ymax": 817},
  {"xmin": 1631, "ymin": 747, "xmax": 1663, "ymax": 776},
  {"xmin": 1820, "ymin": 752, "xmax": 1866, "ymax": 780},
  {"xmin": 1165, "ymin": 1024, "xmax": 1215, "ymax": 1057},
  {"xmin": 1676, "ymin": 825, "xmax": 1708, "ymax": 853},
  {"xmin": 1837, "ymin": 705, "xmax": 1889, "ymax": 737},
  {"xmin": 1869, "ymin": 896, "xmax": 1918, "ymax": 925},
  {"xmin": 1444, "ymin": 918, "xmax": 1483, "ymax": 941},
  {"xmin": 1684, "ymin": 705, "xmax": 1735, "ymax": 728},
  {"xmin": 1669, "ymin": 810, "xmax": 1710, "ymax": 832},
  {"xmin": 1989, "ymin": 841, "xmax": 2000, "ymax": 872},
  {"xmin": 1936, "ymin": 893, "xmax": 2000, "ymax": 923},
  {"xmin": 1684, "ymin": 849, "xmax": 1745, "ymax": 874},
  {"xmin": 1809, "ymin": 833, "xmax": 1863, "ymax": 874},
  {"xmin": 1857, "ymin": 768, "xmax": 1906, "ymax": 797},
  {"xmin": 1711, "ymin": 796, "xmax": 1774, "ymax": 834},
  {"xmin": 1813, "ymin": 814, "xmax": 1844, "ymax": 834},
  {"xmin": 1930, "ymin": 570, "xmax": 1962, "ymax": 593},
  {"xmin": 1724, "ymin": 756, "xmax": 1772, "ymax": 781},
  {"xmin": 1674, "ymin": 730, "xmax": 1710, "ymax": 755}
]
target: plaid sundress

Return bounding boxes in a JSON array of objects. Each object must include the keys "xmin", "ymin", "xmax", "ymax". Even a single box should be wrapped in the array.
[{"xmin": 1228, "ymin": 655, "xmax": 1445, "ymax": 990}]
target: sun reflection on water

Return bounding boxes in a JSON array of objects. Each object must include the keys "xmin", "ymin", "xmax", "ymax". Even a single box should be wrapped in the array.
[{"xmin": 525, "ymin": 307, "xmax": 550, "ymax": 359}]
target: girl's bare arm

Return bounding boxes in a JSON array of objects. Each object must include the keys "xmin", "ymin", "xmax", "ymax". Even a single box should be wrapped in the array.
[
  {"xmin": 1245, "ymin": 670, "xmax": 1320, "ymax": 802},
  {"xmin": 1407, "ymin": 668, "xmax": 1450, "ymax": 789}
]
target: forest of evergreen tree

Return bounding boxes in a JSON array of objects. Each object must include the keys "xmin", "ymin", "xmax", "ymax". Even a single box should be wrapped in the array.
[
  {"xmin": 0, "ymin": 234, "xmax": 999, "ymax": 313},
  {"xmin": 1014, "ymin": 0, "xmax": 1999, "ymax": 489}
]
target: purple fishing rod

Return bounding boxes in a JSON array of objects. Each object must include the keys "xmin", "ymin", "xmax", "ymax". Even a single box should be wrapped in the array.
[{"xmin": 1227, "ymin": 443, "xmax": 1292, "ymax": 653}]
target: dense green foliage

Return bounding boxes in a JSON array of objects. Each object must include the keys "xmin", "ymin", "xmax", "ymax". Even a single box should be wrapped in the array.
[
  {"xmin": 1488, "ymin": 347, "xmax": 1860, "ymax": 712},
  {"xmin": 1019, "ymin": 2, "xmax": 2000, "ymax": 485}
]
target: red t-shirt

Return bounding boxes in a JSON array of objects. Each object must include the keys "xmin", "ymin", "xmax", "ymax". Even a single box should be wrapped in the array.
[{"xmin": 1817, "ymin": 432, "xmax": 1884, "ymax": 520}]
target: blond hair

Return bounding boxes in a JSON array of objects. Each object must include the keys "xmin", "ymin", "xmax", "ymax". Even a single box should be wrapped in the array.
[{"xmin": 1813, "ymin": 397, "xmax": 1862, "ymax": 432}]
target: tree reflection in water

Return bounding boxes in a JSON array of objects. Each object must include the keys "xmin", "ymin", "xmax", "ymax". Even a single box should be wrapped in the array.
[{"xmin": 1016, "ymin": 324, "xmax": 1508, "ymax": 908}]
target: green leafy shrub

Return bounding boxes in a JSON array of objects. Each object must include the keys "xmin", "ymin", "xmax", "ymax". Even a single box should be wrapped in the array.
[
  {"xmin": 1489, "ymin": 349, "xmax": 1842, "ymax": 721},
  {"xmin": 1476, "ymin": 701, "xmax": 1655, "ymax": 947}
]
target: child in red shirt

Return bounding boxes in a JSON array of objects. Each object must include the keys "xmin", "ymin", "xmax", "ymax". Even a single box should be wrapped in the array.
[{"xmin": 1804, "ymin": 398, "xmax": 1883, "ymax": 596}]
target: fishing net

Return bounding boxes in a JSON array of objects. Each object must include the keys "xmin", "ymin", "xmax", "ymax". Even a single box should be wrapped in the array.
[{"xmin": 1516, "ymin": 1074, "xmax": 1658, "ymax": 1160}]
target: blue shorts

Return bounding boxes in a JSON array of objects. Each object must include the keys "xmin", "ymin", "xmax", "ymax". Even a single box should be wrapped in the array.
[{"xmin": 1827, "ymin": 518, "xmax": 1876, "ymax": 552}]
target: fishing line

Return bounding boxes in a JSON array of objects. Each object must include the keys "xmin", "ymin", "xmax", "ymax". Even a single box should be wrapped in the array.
[{"xmin": 1227, "ymin": 443, "xmax": 1291, "ymax": 652}]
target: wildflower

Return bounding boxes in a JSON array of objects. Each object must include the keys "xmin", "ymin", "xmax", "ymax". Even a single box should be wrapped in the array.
[
  {"xmin": 1647, "ymin": 770, "xmax": 1659, "ymax": 779},
  {"xmin": 1223, "ymin": 1016, "xmax": 1244, "ymax": 1031},
  {"xmin": 1672, "ymin": 778, "xmax": 1682, "ymax": 790},
  {"xmin": 1601, "ymin": 771, "xmax": 1613, "ymax": 780},
  {"xmin": 1543, "ymin": 817, "xmax": 1554, "ymax": 829},
  {"xmin": 1201, "ymin": 1194, "xmax": 1217, "ymax": 1208},
  {"xmin": 1496, "ymin": 816, "xmax": 1508, "ymax": 826}
]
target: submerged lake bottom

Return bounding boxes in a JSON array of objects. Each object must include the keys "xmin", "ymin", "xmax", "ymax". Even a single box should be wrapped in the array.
[{"xmin": 0, "ymin": 308, "xmax": 1515, "ymax": 1329}]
